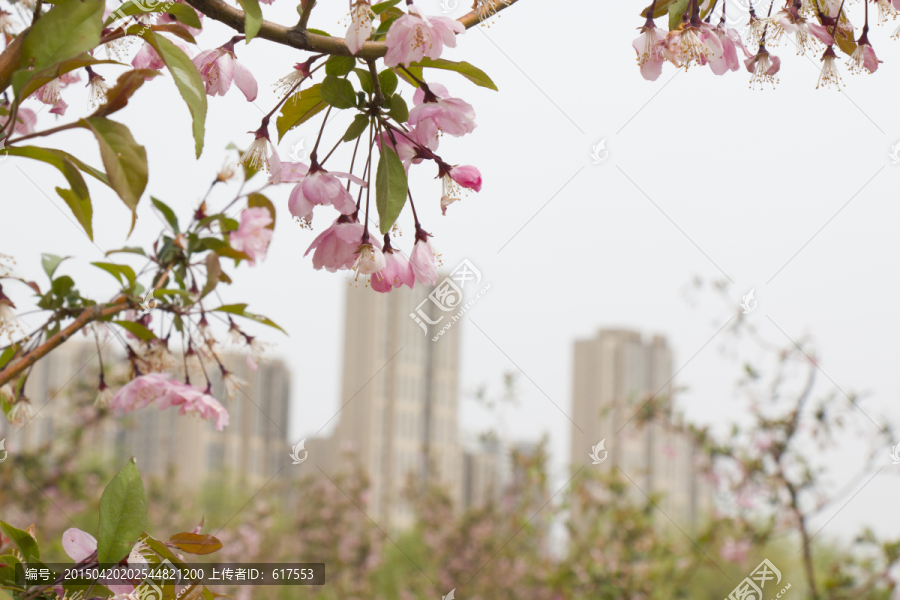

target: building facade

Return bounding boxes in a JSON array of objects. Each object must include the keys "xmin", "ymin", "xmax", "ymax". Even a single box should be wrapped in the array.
[{"xmin": 570, "ymin": 328, "xmax": 709, "ymax": 528}]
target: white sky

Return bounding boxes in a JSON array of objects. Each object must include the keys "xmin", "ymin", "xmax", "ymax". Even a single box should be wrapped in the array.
[{"xmin": 2, "ymin": 0, "xmax": 899, "ymax": 549}]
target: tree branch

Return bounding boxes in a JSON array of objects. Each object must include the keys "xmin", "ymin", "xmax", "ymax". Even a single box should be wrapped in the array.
[
  {"xmin": 0, "ymin": 302, "xmax": 127, "ymax": 388},
  {"xmin": 0, "ymin": 28, "xmax": 29, "ymax": 97},
  {"xmin": 180, "ymin": 0, "xmax": 521, "ymax": 58}
]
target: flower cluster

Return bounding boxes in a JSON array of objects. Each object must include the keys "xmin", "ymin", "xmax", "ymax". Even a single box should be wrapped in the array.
[
  {"xmin": 109, "ymin": 371, "xmax": 229, "ymax": 431},
  {"xmin": 633, "ymin": 0, "xmax": 895, "ymax": 88}
]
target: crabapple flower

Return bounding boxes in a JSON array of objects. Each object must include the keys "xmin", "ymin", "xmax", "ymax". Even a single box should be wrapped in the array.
[
  {"xmin": 346, "ymin": 0, "xmax": 375, "ymax": 55},
  {"xmin": 772, "ymin": 7, "xmax": 833, "ymax": 53},
  {"xmin": 192, "ymin": 37, "xmax": 258, "ymax": 101},
  {"xmin": 377, "ymin": 122, "xmax": 439, "ymax": 171},
  {"xmin": 164, "ymin": 381, "xmax": 230, "ymax": 431},
  {"xmin": 665, "ymin": 23, "xmax": 723, "ymax": 70},
  {"xmin": 288, "ymin": 168, "xmax": 365, "ymax": 224},
  {"xmin": 7, "ymin": 397, "xmax": 33, "ymax": 428},
  {"xmin": 410, "ymin": 230, "xmax": 438, "ymax": 285},
  {"xmin": 447, "ymin": 165, "xmax": 482, "ymax": 191},
  {"xmin": 372, "ymin": 245, "xmax": 415, "ymax": 293},
  {"xmin": 86, "ymin": 67, "xmax": 110, "ymax": 108},
  {"xmin": 132, "ymin": 39, "xmax": 193, "ymax": 69},
  {"xmin": 274, "ymin": 58, "xmax": 315, "ymax": 96},
  {"xmin": 877, "ymin": 0, "xmax": 897, "ymax": 23},
  {"xmin": 241, "ymin": 124, "xmax": 276, "ymax": 172},
  {"xmin": 848, "ymin": 31, "xmax": 881, "ymax": 74},
  {"xmin": 817, "ymin": 45, "xmax": 843, "ymax": 89},
  {"xmin": 353, "ymin": 243, "xmax": 386, "ymax": 279},
  {"xmin": 408, "ymin": 84, "xmax": 476, "ymax": 137},
  {"xmin": 384, "ymin": 3, "xmax": 464, "ymax": 67},
  {"xmin": 0, "ymin": 105, "xmax": 35, "ymax": 135},
  {"xmin": 304, "ymin": 216, "xmax": 367, "ymax": 272},
  {"xmin": 707, "ymin": 26, "xmax": 748, "ymax": 75},
  {"xmin": 31, "ymin": 72, "xmax": 79, "ymax": 109},
  {"xmin": 62, "ymin": 528, "xmax": 149, "ymax": 594},
  {"xmin": 268, "ymin": 153, "xmax": 309, "ymax": 184},
  {"xmin": 745, "ymin": 48, "xmax": 781, "ymax": 89},
  {"xmin": 110, "ymin": 372, "xmax": 175, "ymax": 413},
  {"xmin": 229, "ymin": 207, "xmax": 274, "ymax": 265},
  {"xmin": 633, "ymin": 20, "xmax": 666, "ymax": 81}
]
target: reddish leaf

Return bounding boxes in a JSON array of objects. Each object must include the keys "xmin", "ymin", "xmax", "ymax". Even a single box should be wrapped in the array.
[{"xmin": 166, "ymin": 532, "xmax": 223, "ymax": 555}]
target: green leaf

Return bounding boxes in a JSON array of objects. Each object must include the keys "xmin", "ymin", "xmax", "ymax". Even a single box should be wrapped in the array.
[
  {"xmin": 408, "ymin": 57, "xmax": 498, "ymax": 91},
  {"xmin": 388, "ymin": 93, "xmax": 408, "ymax": 123},
  {"xmin": 0, "ymin": 523, "xmax": 40, "ymax": 563},
  {"xmin": 320, "ymin": 75, "xmax": 357, "ymax": 109},
  {"xmin": 146, "ymin": 22, "xmax": 197, "ymax": 45},
  {"xmin": 375, "ymin": 147, "xmax": 407, "ymax": 234},
  {"xmin": 91, "ymin": 262, "xmax": 137, "ymax": 287},
  {"xmin": 236, "ymin": 0, "xmax": 262, "ymax": 42},
  {"xmin": 200, "ymin": 252, "xmax": 220, "ymax": 300},
  {"xmin": 275, "ymin": 84, "xmax": 326, "ymax": 141},
  {"xmin": 326, "ymin": 55, "xmax": 356, "ymax": 77},
  {"xmin": 140, "ymin": 30, "xmax": 206, "ymax": 157},
  {"xmin": 247, "ymin": 193, "xmax": 275, "ymax": 229},
  {"xmin": 21, "ymin": 0, "xmax": 105, "ymax": 71},
  {"xmin": 41, "ymin": 254, "xmax": 70, "ymax": 280},
  {"xmin": 80, "ymin": 117, "xmax": 147, "ymax": 226},
  {"xmin": 1, "ymin": 146, "xmax": 94, "ymax": 239},
  {"xmin": 378, "ymin": 69, "xmax": 398, "ymax": 96},
  {"xmin": 56, "ymin": 187, "xmax": 93, "ymax": 240},
  {"xmin": 343, "ymin": 114, "xmax": 369, "ymax": 142},
  {"xmin": 353, "ymin": 68, "xmax": 374, "ymax": 94},
  {"xmin": 97, "ymin": 458, "xmax": 147, "ymax": 565},
  {"xmin": 151, "ymin": 197, "xmax": 180, "ymax": 234},
  {"xmin": 105, "ymin": 0, "xmax": 201, "ymax": 28},
  {"xmin": 640, "ymin": 0, "xmax": 676, "ymax": 18},
  {"xmin": 371, "ymin": 0, "xmax": 402, "ymax": 14},
  {"xmin": 106, "ymin": 247, "xmax": 146, "ymax": 257},
  {"xmin": 212, "ymin": 304, "xmax": 286, "ymax": 333},
  {"xmin": 668, "ymin": 0, "xmax": 690, "ymax": 30},
  {"xmin": 166, "ymin": 533, "xmax": 223, "ymax": 555},
  {"xmin": 112, "ymin": 320, "xmax": 157, "ymax": 341},
  {"xmin": 307, "ymin": 28, "xmax": 331, "ymax": 36},
  {"xmin": 92, "ymin": 69, "xmax": 158, "ymax": 118}
]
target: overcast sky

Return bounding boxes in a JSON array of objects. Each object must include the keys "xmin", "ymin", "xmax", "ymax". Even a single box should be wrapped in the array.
[{"xmin": 2, "ymin": 0, "xmax": 899, "ymax": 546}]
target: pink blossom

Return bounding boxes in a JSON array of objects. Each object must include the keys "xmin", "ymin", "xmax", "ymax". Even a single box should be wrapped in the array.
[
  {"xmin": 354, "ymin": 243, "xmax": 386, "ymax": 276},
  {"xmin": 346, "ymin": 0, "xmax": 375, "ymax": 55},
  {"xmin": 706, "ymin": 26, "xmax": 747, "ymax": 75},
  {"xmin": 304, "ymin": 217, "xmax": 366, "ymax": 272},
  {"xmin": 849, "ymin": 42, "xmax": 881, "ymax": 74},
  {"xmin": 192, "ymin": 41, "xmax": 258, "ymax": 101},
  {"xmin": 268, "ymin": 154, "xmax": 309, "ymax": 184},
  {"xmin": 62, "ymin": 528, "xmax": 134, "ymax": 595},
  {"xmin": 745, "ymin": 49, "xmax": 781, "ymax": 89},
  {"xmin": 720, "ymin": 539, "xmax": 752, "ymax": 563},
  {"xmin": 409, "ymin": 234, "xmax": 437, "ymax": 285},
  {"xmin": 165, "ymin": 381, "xmax": 230, "ymax": 431},
  {"xmin": 133, "ymin": 39, "xmax": 193, "ymax": 70},
  {"xmin": 288, "ymin": 169, "xmax": 365, "ymax": 223},
  {"xmin": 229, "ymin": 207, "xmax": 273, "ymax": 265},
  {"xmin": 448, "ymin": 165, "xmax": 481, "ymax": 191},
  {"xmin": 632, "ymin": 21, "xmax": 666, "ymax": 81},
  {"xmin": 377, "ymin": 122, "xmax": 439, "ymax": 171},
  {"xmin": 109, "ymin": 372, "xmax": 175, "ymax": 413},
  {"xmin": 372, "ymin": 250, "xmax": 415, "ymax": 293},
  {"xmin": 408, "ymin": 85, "xmax": 476, "ymax": 137},
  {"xmin": 384, "ymin": 3, "xmax": 464, "ymax": 67},
  {"xmin": 31, "ymin": 72, "xmax": 78, "ymax": 109},
  {"xmin": 1, "ymin": 105, "xmax": 36, "ymax": 135}
]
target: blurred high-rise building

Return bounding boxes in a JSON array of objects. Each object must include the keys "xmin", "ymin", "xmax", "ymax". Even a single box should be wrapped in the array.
[
  {"xmin": 5, "ymin": 340, "xmax": 288, "ymax": 488},
  {"xmin": 570, "ymin": 329, "xmax": 709, "ymax": 528},
  {"xmin": 314, "ymin": 280, "xmax": 464, "ymax": 529}
]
